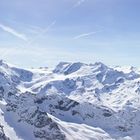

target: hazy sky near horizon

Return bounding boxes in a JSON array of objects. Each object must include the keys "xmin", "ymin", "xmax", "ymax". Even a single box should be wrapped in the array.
[{"xmin": 0, "ymin": 0, "xmax": 140, "ymax": 68}]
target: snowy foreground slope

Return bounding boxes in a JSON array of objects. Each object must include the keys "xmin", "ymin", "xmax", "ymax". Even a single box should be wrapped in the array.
[{"xmin": 0, "ymin": 60, "xmax": 140, "ymax": 140}]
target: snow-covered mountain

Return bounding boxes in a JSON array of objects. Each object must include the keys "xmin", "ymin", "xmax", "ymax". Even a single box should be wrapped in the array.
[{"xmin": 0, "ymin": 60, "xmax": 140, "ymax": 140}]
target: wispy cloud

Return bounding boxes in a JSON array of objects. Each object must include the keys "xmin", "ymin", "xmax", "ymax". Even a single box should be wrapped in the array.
[
  {"xmin": 73, "ymin": 0, "xmax": 86, "ymax": 8},
  {"xmin": 73, "ymin": 30, "xmax": 104, "ymax": 39},
  {"xmin": 1, "ymin": 21, "xmax": 56, "ymax": 58},
  {"xmin": 0, "ymin": 23, "xmax": 28, "ymax": 41},
  {"xmin": 25, "ymin": 20, "xmax": 56, "ymax": 47}
]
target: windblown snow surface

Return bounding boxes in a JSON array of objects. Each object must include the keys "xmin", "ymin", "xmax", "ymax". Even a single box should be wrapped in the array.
[{"xmin": 0, "ymin": 60, "xmax": 140, "ymax": 140}]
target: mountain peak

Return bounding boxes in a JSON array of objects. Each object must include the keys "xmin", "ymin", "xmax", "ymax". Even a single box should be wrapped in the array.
[
  {"xmin": 0, "ymin": 61, "xmax": 140, "ymax": 140},
  {"xmin": 53, "ymin": 62, "xmax": 86, "ymax": 75},
  {"xmin": 0, "ymin": 59, "xmax": 8, "ymax": 67}
]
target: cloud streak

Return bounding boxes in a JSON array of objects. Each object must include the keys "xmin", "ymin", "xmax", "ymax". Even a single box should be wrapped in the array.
[
  {"xmin": 0, "ymin": 23, "xmax": 28, "ymax": 41},
  {"xmin": 25, "ymin": 20, "xmax": 56, "ymax": 47},
  {"xmin": 1, "ymin": 20, "xmax": 56, "ymax": 58},
  {"xmin": 73, "ymin": 30, "xmax": 104, "ymax": 39}
]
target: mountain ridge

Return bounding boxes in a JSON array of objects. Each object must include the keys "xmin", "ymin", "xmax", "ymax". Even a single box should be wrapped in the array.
[{"xmin": 0, "ymin": 60, "xmax": 140, "ymax": 139}]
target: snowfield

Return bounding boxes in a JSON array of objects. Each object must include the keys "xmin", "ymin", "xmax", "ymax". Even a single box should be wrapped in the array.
[{"xmin": 0, "ymin": 60, "xmax": 140, "ymax": 140}]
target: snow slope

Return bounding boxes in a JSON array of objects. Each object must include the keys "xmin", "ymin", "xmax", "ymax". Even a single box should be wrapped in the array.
[{"xmin": 0, "ymin": 60, "xmax": 140, "ymax": 139}]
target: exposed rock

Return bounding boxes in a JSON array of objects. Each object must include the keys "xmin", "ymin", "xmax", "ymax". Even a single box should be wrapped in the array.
[{"xmin": 0, "ymin": 125, "xmax": 10, "ymax": 140}]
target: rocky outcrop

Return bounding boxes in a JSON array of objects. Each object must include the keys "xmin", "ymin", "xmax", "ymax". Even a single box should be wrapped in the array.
[{"xmin": 0, "ymin": 125, "xmax": 10, "ymax": 140}]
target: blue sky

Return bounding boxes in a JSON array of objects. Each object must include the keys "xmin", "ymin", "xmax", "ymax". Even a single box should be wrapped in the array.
[{"xmin": 0, "ymin": 0, "xmax": 140, "ymax": 68}]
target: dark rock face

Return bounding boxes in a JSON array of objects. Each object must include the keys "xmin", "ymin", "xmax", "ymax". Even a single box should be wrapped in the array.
[
  {"xmin": 11, "ymin": 67, "xmax": 33, "ymax": 82},
  {"xmin": 0, "ymin": 125, "xmax": 10, "ymax": 140},
  {"xmin": 55, "ymin": 100, "xmax": 79, "ymax": 111},
  {"xmin": 6, "ymin": 103, "xmax": 17, "ymax": 112},
  {"xmin": 72, "ymin": 110, "xmax": 79, "ymax": 116},
  {"xmin": 103, "ymin": 110, "xmax": 112, "ymax": 117},
  {"xmin": 5, "ymin": 93, "xmax": 66, "ymax": 140},
  {"xmin": 34, "ymin": 112, "xmax": 52, "ymax": 128},
  {"xmin": 53, "ymin": 62, "xmax": 84, "ymax": 75},
  {"xmin": 117, "ymin": 126, "xmax": 129, "ymax": 132},
  {"xmin": 64, "ymin": 62, "xmax": 83, "ymax": 75},
  {"xmin": 33, "ymin": 111, "xmax": 66, "ymax": 140},
  {"xmin": 35, "ymin": 95, "xmax": 80, "ymax": 112},
  {"xmin": 0, "ymin": 87, "xmax": 4, "ymax": 99},
  {"xmin": 63, "ymin": 78, "xmax": 76, "ymax": 90},
  {"xmin": 34, "ymin": 129, "xmax": 65, "ymax": 140}
]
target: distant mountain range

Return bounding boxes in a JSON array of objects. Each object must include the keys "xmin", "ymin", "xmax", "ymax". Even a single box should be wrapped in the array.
[{"xmin": 0, "ymin": 60, "xmax": 140, "ymax": 140}]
